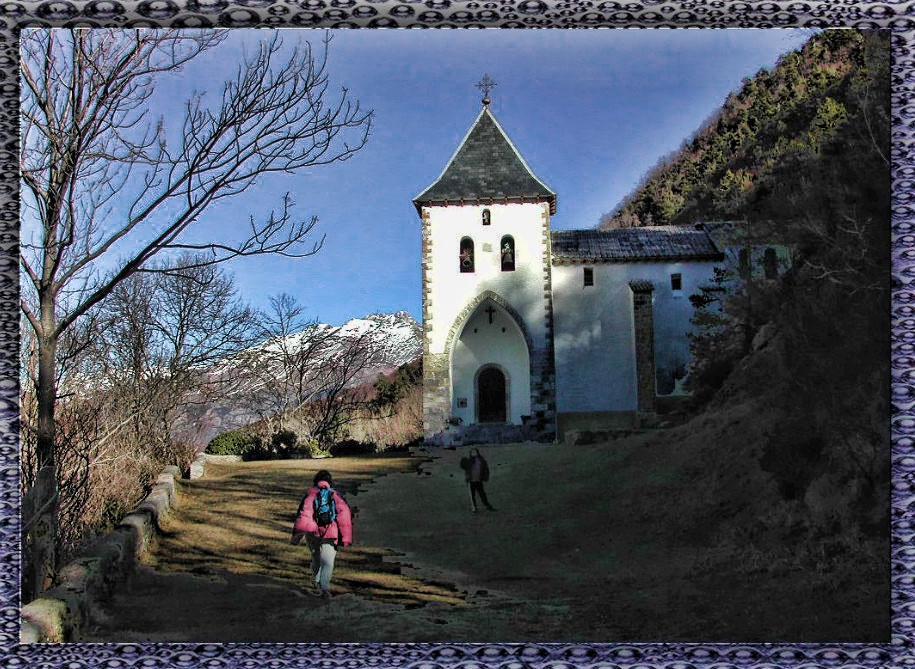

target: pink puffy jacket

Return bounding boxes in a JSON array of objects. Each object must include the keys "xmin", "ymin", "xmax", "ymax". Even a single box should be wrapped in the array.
[{"xmin": 291, "ymin": 480, "xmax": 353, "ymax": 546}]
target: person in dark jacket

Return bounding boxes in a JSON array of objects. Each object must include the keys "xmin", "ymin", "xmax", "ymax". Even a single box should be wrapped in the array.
[
  {"xmin": 459, "ymin": 447, "xmax": 495, "ymax": 512},
  {"xmin": 291, "ymin": 470, "xmax": 353, "ymax": 597}
]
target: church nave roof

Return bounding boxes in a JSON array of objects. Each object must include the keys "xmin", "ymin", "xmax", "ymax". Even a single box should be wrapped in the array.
[{"xmin": 551, "ymin": 227, "xmax": 723, "ymax": 263}]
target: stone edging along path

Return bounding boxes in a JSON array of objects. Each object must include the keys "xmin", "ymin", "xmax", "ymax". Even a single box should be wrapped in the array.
[{"xmin": 20, "ymin": 452, "xmax": 209, "ymax": 643}]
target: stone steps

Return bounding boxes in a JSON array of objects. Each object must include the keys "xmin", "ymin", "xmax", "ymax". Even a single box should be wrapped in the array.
[{"xmin": 435, "ymin": 422, "xmax": 545, "ymax": 446}]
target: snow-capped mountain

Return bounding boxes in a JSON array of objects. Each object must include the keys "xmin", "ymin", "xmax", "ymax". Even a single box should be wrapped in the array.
[
  {"xmin": 346, "ymin": 311, "xmax": 423, "ymax": 371},
  {"xmin": 247, "ymin": 311, "xmax": 421, "ymax": 385},
  {"xmin": 175, "ymin": 311, "xmax": 422, "ymax": 446}
]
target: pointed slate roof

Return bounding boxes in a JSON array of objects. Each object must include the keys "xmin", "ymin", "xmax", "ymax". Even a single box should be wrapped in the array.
[
  {"xmin": 413, "ymin": 106, "xmax": 557, "ymax": 216},
  {"xmin": 551, "ymin": 227, "xmax": 724, "ymax": 263}
]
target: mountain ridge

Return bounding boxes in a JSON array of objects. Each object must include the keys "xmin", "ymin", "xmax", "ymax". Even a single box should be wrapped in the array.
[{"xmin": 176, "ymin": 311, "xmax": 422, "ymax": 447}]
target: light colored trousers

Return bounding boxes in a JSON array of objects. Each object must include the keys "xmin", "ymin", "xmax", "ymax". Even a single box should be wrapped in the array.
[{"xmin": 306, "ymin": 535, "xmax": 337, "ymax": 592}]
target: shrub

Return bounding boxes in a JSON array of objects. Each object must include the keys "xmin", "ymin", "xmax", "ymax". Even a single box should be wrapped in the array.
[
  {"xmin": 304, "ymin": 438, "xmax": 332, "ymax": 458},
  {"xmin": 271, "ymin": 429, "xmax": 298, "ymax": 456},
  {"xmin": 272, "ymin": 429, "xmax": 297, "ymax": 448},
  {"xmin": 206, "ymin": 430, "xmax": 259, "ymax": 456},
  {"xmin": 329, "ymin": 439, "xmax": 375, "ymax": 457}
]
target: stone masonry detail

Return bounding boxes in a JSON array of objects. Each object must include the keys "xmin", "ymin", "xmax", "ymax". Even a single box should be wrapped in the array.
[
  {"xmin": 533, "ymin": 202, "xmax": 558, "ymax": 438},
  {"xmin": 629, "ymin": 280, "xmax": 657, "ymax": 417},
  {"xmin": 421, "ymin": 209, "xmax": 451, "ymax": 439}
]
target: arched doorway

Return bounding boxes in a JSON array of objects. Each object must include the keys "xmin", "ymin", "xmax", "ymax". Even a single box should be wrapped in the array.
[
  {"xmin": 477, "ymin": 366, "xmax": 507, "ymax": 423},
  {"xmin": 449, "ymin": 296, "xmax": 531, "ymax": 426}
]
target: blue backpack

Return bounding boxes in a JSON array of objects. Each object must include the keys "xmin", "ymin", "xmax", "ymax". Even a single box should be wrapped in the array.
[{"xmin": 313, "ymin": 487, "xmax": 337, "ymax": 527}]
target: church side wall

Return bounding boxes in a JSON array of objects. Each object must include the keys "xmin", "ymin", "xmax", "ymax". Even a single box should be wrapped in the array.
[
  {"xmin": 553, "ymin": 264, "xmax": 638, "ymax": 414},
  {"xmin": 552, "ymin": 260, "xmax": 718, "ymax": 416},
  {"xmin": 651, "ymin": 260, "xmax": 719, "ymax": 395}
]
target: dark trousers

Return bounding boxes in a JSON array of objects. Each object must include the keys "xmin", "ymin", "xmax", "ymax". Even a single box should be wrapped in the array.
[{"xmin": 468, "ymin": 481, "xmax": 493, "ymax": 510}]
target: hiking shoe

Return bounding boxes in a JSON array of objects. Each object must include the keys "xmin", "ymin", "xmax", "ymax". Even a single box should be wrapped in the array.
[
  {"xmin": 486, "ymin": 506, "xmax": 497, "ymax": 512},
  {"xmin": 319, "ymin": 589, "xmax": 332, "ymax": 599}
]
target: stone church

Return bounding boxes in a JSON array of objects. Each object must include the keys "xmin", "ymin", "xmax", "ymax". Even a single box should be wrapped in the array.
[{"xmin": 415, "ymin": 96, "xmax": 727, "ymax": 445}]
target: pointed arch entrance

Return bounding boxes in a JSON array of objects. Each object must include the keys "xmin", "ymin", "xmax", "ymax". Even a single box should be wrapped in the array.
[{"xmin": 448, "ymin": 292, "xmax": 531, "ymax": 426}]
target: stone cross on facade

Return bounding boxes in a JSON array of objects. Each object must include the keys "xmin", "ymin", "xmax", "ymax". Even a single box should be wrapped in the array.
[{"xmin": 485, "ymin": 305, "xmax": 496, "ymax": 324}]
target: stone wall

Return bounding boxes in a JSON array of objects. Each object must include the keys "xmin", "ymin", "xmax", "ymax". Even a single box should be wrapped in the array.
[
  {"xmin": 20, "ymin": 454, "xmax": 208, "ymax": 643},
  {"xmin": 531, "ymin": 203, "xmax": 557, "ymax": 438},
  {"xmin": 629, "ymin": 280, "xmax": 657, "ymax": 417},
  {"xmin": 423, "ymin": 353, "xmax": 451, "ymax": 440}
]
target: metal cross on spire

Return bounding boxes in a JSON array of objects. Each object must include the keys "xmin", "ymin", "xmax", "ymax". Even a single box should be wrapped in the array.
[{"xmin": 476, "ymin": 74, "xmax": 497, "ymax": 106}]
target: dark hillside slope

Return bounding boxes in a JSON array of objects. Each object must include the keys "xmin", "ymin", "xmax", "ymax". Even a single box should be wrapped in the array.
[{"xmin": 601, "ymin": 29, "xmax": 891, "ymax": 634}]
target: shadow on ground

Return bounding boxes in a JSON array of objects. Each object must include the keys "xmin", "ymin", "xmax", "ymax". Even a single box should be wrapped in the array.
[{"xmin": 86, "ymin": 437, "xmax": 888, "ymax": 642}]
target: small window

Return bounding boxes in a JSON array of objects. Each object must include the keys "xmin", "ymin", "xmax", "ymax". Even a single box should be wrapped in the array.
[
  {"xmin": 763, "ymin": 247, "xmax": 777, "ymax": 279},
  {"xmin": 500, "ymin": 236, "xmax": 515, "ymax": 272},
  {"xmin": 738, "ymin": 248, "xmax": 750, "ymax": 279},
  {"xmin": 459, "ymin": 237, "xmax": 474, "ymax": 273},
  {"xmin": 482, "ymin": 209, "xmax": 491, "ymax": 226},
  {"xmin": 583, "ymin": 267, "xmax": 594, "ymax": 287},
  {"xmin": 671, "ymin": 273, "xmax": 682, "ymax": 292}
]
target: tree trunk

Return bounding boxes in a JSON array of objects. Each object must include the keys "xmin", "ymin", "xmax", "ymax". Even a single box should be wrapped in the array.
[
  {"xmin": 22, "ymin": 465, "xmax": 57, "ymax": 602},
  {"xmin": 26, "ymin": 308, "xmax": 60, "ymax": 600}
]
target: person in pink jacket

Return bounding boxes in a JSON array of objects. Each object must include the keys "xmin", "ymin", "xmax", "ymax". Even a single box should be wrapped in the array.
[{"xmin": 291, "ymin": 470, "xmax": 353, "ymax": 597}]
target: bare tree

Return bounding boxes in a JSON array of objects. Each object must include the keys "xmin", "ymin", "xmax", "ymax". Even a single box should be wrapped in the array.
[
  {"xmin": 20, "ymin": 254, "xmax": 257, "ymax": 603},
  {"xmin": 19, "ymin": 29, "xmax": 372, "ymax": 594},
  {"xmin": 239, "ymin": 294, "xmax": 390, "ymax": 450},
  {"xmin": 240, "ymin": 293, "xmax": 330, "ymax": 438},
  {"xmin": 298, "ymin": 324, "xmax": 390, "ymax": 449},
  {"xmin": 91, "ymin": 255, "xmax": 257, "ymax": 459}
]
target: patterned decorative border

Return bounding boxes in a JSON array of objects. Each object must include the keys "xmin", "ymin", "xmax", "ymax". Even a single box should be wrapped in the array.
[{"xmin": 1, "ymin": 2, "xmax": 909, "ymax": 667}]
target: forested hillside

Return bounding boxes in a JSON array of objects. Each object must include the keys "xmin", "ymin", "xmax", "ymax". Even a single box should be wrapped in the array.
[
  {"xmin": 602, "ymin": 30, "xmax": 888, "ymax": 230},
  {"xmin": 599, "ymin": 29, "xmax": 891, "ymax": 620}
]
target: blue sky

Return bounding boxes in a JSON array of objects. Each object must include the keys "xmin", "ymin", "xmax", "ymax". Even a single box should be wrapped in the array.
[{"xmin": 142, "ymin": 29, "xmax": 811, "ymax": 326}]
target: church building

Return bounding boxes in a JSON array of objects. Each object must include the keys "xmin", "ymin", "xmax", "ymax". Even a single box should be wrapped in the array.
[{"xmin": 415, "ymin": 91, "xmax": 725, "ymax": 445}]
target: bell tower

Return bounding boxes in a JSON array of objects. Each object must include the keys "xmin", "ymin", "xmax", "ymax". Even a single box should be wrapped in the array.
[{"xmin": 414, "ymin": 80, "xmax": 558, "ymax": 445}]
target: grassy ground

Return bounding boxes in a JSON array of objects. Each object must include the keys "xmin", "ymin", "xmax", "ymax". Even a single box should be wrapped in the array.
[{"xmin": 85, "ymin": 433, "xmax": 888, "ymax": 643}]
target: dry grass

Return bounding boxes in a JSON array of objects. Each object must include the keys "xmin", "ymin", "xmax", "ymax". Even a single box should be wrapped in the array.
[
  {"xmin": 86, "ymin": 435, "xmax": 888, "ymax": 643},
  {"xmin": 148, "ymin": 456, "xmax": 463, "ymax": 607}
]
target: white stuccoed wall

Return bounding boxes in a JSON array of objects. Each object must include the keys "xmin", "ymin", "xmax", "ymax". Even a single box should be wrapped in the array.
[
  {"xmin": 551, "ymin": 259, "xmax": 719, "ymax": 413},
  {"xmin": 425, "ymin": 202, "xmax": 549, "ymax": 424},
  {"xmin": 451, "ymin": 301, "xmax": 531, "ymax": 424},
  {"xmin": 426, "ymin": 202, "xmax": 549, "ymax": 354}
]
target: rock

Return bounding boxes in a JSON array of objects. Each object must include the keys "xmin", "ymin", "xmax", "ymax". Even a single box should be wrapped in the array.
[
  {"xmin": 752, "ymin": 322, "xmax": 778, "ymax": 352},
  {"xmin": 188, "ymin": 453, "xmax": 206, "ymax": 479},
  {"xmin": 20, "ymin": 619, "xmax": 42, "ymax": 643},
  {"xmin": 154, "ymin": 473, "xmax": 176, "ymax": 504},
  {"xmin": 117, "ymin": 511, "xmax": 154, "ymax": 558},
  {"xmin": 21, "ymin": 596, "xmax": 68, "ymax": 642}
]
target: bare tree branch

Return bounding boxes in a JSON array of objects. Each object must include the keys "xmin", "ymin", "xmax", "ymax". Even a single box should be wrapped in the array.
[{"xmin": 19, "ymin": 28, "xmax": 372, "ymax": 598}]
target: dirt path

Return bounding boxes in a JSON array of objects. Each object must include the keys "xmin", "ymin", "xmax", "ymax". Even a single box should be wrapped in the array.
[
  {"xmin": 86, "ymin": 440, "xmax": 887, "ymax": 642},
  {"xmin": 87, "ymin": 448, "xmax": 622, "ymax": 642},
  {"xmin": 86, "ymin": 454, "xmax": 478, "ymax": 642}
]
